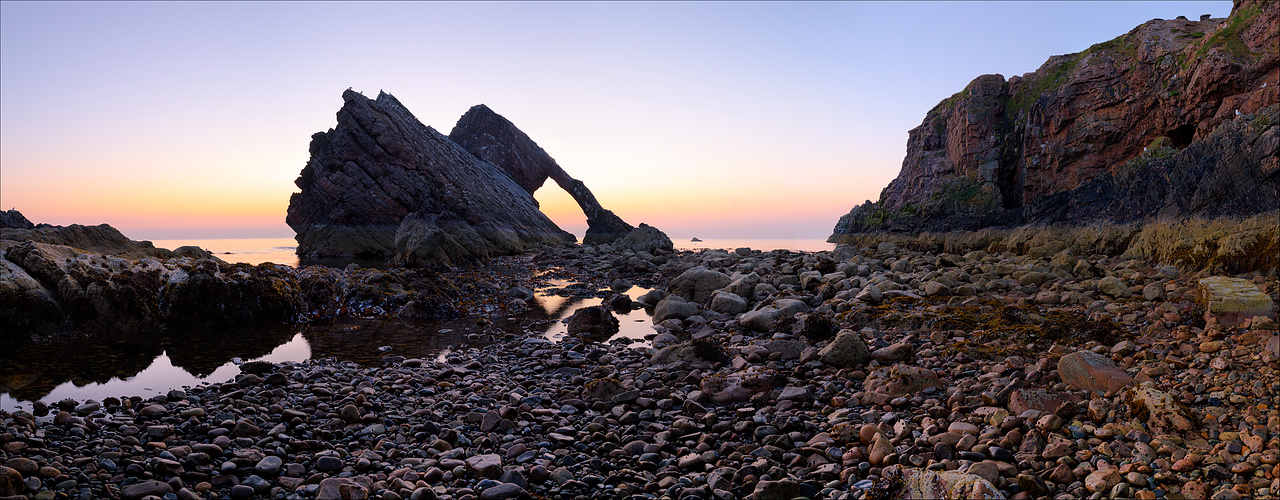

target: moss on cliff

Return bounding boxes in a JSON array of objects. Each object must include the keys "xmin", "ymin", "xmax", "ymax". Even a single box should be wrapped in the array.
[{"xmin": 1195, "ymin": 4, "xmax": 1262, "ymax": 62}]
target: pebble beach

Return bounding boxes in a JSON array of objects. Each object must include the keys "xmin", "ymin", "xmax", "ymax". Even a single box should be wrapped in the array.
[{"xmin": 2, "ymin": 241, "xmax": 1278, "ymax": 500}]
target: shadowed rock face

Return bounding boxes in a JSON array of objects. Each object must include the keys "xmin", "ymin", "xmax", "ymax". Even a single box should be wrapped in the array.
[
  {"xmin": 833, "ymin": 0, "xmax": 1278, "ymax": 237},
  {"xmin": 449, "ymin": 105, "xmax": 636, "ymax": 244},
  {"xmin": 286, "ymin": 90, "xmax": 574, "ymax": 266}
]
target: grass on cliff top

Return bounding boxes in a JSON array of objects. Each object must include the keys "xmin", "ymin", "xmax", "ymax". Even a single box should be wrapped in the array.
[{"xmin": 1193, "ymin": 4, "xmax": 1263, "ymax": 63}]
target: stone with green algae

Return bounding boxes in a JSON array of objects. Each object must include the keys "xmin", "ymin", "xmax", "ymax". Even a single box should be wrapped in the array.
[{"xmin": 1197, "ymin": 277, "xmax": 1275, "ymax": 328}]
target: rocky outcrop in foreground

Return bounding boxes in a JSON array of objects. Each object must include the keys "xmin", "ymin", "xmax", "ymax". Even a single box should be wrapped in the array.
[
  {"xmin": 286, "ymin": 90, "xmax": 575, "ymax": 267},
  {"xmin": 0, "ymin": 210, "xmax": 206, "ymax": 261},
  {"xmin": 0, "ymin": 213, "xmax": 464, "ymax": 337},
  {"xmin": 450, "ymin": 104, "xmax": 637, "ymax": 245},
  {"xmin": 833, "ymin": 0, "xmax": 1278, "ymax": 237}
]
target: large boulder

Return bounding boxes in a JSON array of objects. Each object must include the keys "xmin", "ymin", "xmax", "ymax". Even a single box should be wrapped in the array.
[
  {"xmin": 0, "ymin": 237, "xmax": 462, "ymax": 338},
  {"xmin": 864, "ymin": 365, "xmax": 943, "ymax": 398},
  {"xmin": 709, "ymin": 291, "xmax": 749, "ymax": 315},
  {"xmin": 286, "ymin": 90, "xmax": 574, "ymax": 266},
  {"xmin": 818, "ymin": 329, "xmax": 870, "ymax": 368},
  {"xmin": 617, "ymin": 223, "xmax": 674, "ymax": 254},
  {"xmin": 653, "ymin": 294, "xmax": 699, "ymax": 323},
  {"xmin": 565, "ymin": 305, "xmax": 619, "ymax": 337},
  {"xmin": 1057, "ymin": 350, "xmax": 1134, "ymax": 396},
  {"xmin": 670, "ymin": 266, "xmax": 732, "ymax": 304}
]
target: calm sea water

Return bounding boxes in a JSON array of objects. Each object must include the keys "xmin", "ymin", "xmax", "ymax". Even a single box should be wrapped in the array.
[
  {"xmin": 149, "ymin": 237, "xmax": 300, "ymax": 267},
  {"xmin": 147, "ymin": 237, "xmax": 835, "ymax": 268},
  {"xmin": 674, "ymin": 237, "xmax": 834, "ymax": 253},
  {"xmin": 0, "ymin": 236, "xmax": 833, "ymax": 412}
]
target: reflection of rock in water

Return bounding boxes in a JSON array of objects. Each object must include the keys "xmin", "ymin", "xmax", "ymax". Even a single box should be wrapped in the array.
[
  {"xmin": 303, "ymin": 318, "xmax": 479, "ymax": 365},
  {"xmin": 0, "ymin": 335, "xmax": 160, "ymax": 402},
  {"xmin": 163, "ymin": 323, "xmax": 298, "ymax": 377},
  {"xmin": 0, "ymin": 323, "xmax": 299, "ymax": 402}
]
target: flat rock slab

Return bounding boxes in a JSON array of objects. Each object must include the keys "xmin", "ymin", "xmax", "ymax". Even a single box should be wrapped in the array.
[
  {"xmin": 1007, "ymin": 388, "xmax": 1081, "ymax": 416},
  {"xmin": 1057, "ymin": 350, "xmax": 1134, "ymax": 396},
  {"xmin": 1268, "ymin": 335, "xmax": 1279, "ymax": 357},
  {"xmin": 1198, "ymin": 277, "xmax": 1275, "ymax": 329}
]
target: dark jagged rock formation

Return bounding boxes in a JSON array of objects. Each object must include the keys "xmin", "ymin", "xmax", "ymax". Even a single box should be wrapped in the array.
[
  {"xmin": 832, "ymin": 0, "xmax": 1278, "ymax": 238},
  {"xmin": 449, "ymin": 104, "xmax": 636, "ymax": 244},
  {"xmin": 1, "ymin": 224, "xmax": 189, "ymax": 260},
  {"xmin": 0, "ymin": 239, "xmax": 463, "ymax": 338},
  {"xmin": 0, "ymin": 210, "xmax": 33, "ymax": 230},
  {"xmin": 0, "ymin": 214, "xmax": 212, "ymax": 261},
  {"xmin": 0, "ymin": 211, "xmax": 463, "ymax": 337},
  {"xmin": 286, "ymin": 90, "xmax": 574, "ymax": 267}
]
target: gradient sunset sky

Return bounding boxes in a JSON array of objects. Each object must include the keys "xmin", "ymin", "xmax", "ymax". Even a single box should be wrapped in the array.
[{"xmin": 1, "ymin": 1, "xmax": 1233, "ymax": 240}]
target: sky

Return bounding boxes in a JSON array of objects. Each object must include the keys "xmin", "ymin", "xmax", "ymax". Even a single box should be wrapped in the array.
[{"xmin": 1, "ymin": 1, "xmax": 1234, "ymax": 241}]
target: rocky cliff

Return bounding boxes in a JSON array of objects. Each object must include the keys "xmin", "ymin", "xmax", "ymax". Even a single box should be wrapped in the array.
[
  {"xmin": 833, "ymin": 0, "xmax": 1278, "ymax": 237},
  {"xmin": 286, "ymin": 90, "xmax": 575, "ymax": 267},
  {"xmin": 449, "ymin": 105, "xmax": 636, "ymax": 244}
]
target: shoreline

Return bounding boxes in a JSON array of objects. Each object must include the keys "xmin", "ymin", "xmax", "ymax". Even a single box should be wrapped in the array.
[{"xmin": 2, "ymin": 238, "xmax": 1278, "ymax": 500}]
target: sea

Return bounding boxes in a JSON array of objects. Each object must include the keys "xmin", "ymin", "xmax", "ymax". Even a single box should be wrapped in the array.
[{"xmin": 0, "ymin": 236, "xmax": 833, "ymax": 412}]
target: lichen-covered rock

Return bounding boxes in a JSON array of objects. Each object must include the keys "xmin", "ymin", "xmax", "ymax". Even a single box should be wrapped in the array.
[
  {"xmin": 818, "ymin": 329, "xmax": 870, "ymax": 368},
  {"xmin": 864, "ymin": 365, "xmax": 943, "ymax": 397},
  {"xmin": 316, "ymin": 476, "xmax": 372, "ymax": 500},
  {"xmin": 868, "ymin": 466, "xmax": 1005, "ymax": 500},
  {"xmin": 698, "ymin": 366, "xmax": 786, "ymax": 403},
  {"xmin": 1198, "ymin": 276, "xmax": 1276, "ymax": 328},
  {"xmin": 1123, "ymin": 382, "xmax": 1197, "ymax": 435},
  {"xmin": 1097, "ymin": 276, "xmax": 1133, "ymax": 298},
  {"xmin": 286, "ymin": 90, "xmax": 573, "ymax": 266},
  {"xmin": 651, "ymin": 339, "xmax": 729, "ymax": 369}
]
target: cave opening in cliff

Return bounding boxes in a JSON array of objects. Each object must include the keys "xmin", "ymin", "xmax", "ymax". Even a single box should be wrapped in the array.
[{"xmin": 1168, "ymin": 124, "xmax": 1197, "ymax": 148}]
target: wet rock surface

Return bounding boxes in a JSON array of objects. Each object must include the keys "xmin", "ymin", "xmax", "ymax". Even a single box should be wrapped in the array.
[{"xmin": 2, "ymin": 239, "xmax": 1279, "ymax": 500}]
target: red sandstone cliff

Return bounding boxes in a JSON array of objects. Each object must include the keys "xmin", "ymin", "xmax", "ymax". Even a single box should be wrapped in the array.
[{"xmin": 834, "ymin": 0, "xmax": 1277, "ymax": 236}]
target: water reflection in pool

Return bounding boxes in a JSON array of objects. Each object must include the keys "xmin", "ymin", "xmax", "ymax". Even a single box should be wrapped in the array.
[{"xmin": 0, "ymin": 280, "xmax": 659, "ymax": 411}]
